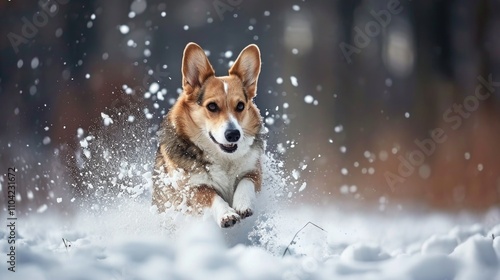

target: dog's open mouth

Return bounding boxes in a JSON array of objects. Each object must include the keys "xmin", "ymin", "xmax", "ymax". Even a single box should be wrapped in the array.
[{"xmin": 209, "ymin": 132, "xmax": 238, "ymax": 153}]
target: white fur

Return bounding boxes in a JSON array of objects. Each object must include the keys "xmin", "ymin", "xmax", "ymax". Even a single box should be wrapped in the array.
[
  {"xmin": 223, "ymin": 81, "xmax": 229, "ymax": 95},
  {"xmin": 228, "ymin": 115, "xmax": 243, "ymax": 134},
  {"xmin": 210, "ymin": 123, "xmax": 229, "ymax": 145},
  {"xmin": 210, "ymin": 115, "xmax": 243, "ymax": 146},
  {"xmin": 232, "ymin": 178, "xmax": 256, "ymax": 213},
  {"xmin": 211, "ymin": 195, "xmax": 239, "ymax": 225},
  {"xmin": 188, "ymin": 145, "xmax": 260, "ymax": 205}
]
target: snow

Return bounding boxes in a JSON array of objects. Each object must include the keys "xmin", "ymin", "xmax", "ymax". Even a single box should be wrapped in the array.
[
  {"xmin": 340, "ymin": 243, "xmax": 390, "ymax": 262},
  {"xmin": 100, "ymin": 112, "xmax": 113, "ymax": 126},
  {"xmin": 298, "ymin": 182, "xmax": 307, "ymax": 192},
  {"xmin": 149, "ymin": 82, "xmax": 159, "ymax": 94},
  {"xmin": 478, "ymin": 164, "xmax": 484, "ymax": 171},
  {"xmin": 385, "ymin": 78, "xmax": 393, "ymax": 87},
  {"xmin": 55, "ymin": 28, "xmax": 63, "ymax": 38},
  {"xmin": 304, "ymin": 95, "xmax": 314, "ymax": 104},
  {"xmin": 35, "ymin": 204, "xmax": 48, "ymax": 213},
  {"xmin": 42, "ymin": 136, "xmax": 51, "ymax": 145},
  {"xmin": 130, "ymin": 0, "xmax": 147, "ymax": 15},
  {"xmin": 31, "ymin": 57, "xmax": 39, "ymax": 69},
  {"xmin": 1, "ymin": 203, "xmax": 499, "ymax": 279},
  {"xmin": 421, "ymin": 235, "xmax": 458, "ymax": 254}
]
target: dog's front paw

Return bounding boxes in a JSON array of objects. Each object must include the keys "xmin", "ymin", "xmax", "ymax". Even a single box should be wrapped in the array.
[
  {"xmin": 220, "ymin": 212, "xmax": 241, "ymax": 228},
  {"xmin": 236, "ymin": 208, "xmax": 253, "ymax": 219},
  {"xmin": 233, "ymin": 179, "xmax": 256, "ymax": 220}
]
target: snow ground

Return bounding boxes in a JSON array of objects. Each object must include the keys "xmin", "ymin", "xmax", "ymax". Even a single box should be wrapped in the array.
[{"xmin": 1, "ymin": 198, "xmax": 499, "ymax": 280}]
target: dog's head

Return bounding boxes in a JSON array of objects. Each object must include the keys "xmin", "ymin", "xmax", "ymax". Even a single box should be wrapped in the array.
[{"xmin": 172, "ymin": 42, "xmax": 262, "ymax": 157}]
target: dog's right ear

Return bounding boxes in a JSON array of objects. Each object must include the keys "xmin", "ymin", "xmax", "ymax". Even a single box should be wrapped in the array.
[
  {"xmin": 228, "ymin": 44, "xmax": 261, "ymax": 99},
  {"xmin": 182, "ymin": 43, "xmax": 215, "ymax": 93}
]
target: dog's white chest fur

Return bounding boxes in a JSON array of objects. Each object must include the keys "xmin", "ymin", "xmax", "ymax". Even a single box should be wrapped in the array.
[{"xmin": 189, "ymin": 148, "xmax": 260, "ymax": 205}]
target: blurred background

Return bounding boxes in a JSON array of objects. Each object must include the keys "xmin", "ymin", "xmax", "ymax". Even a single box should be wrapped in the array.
[{"xmin": 1, "ymin": 0, "xmax": 499, "ymax": 216}]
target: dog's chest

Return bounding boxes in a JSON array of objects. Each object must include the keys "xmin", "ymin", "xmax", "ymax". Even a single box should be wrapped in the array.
[{"xmin": 190, "ymin": 150, "xmax": 259, "ymax": 204}]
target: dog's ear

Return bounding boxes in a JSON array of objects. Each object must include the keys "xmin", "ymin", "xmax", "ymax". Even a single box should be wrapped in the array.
[
  {"xmin": 182, "ymin": 43, "xmax": 215, "ymax": 93},
  {"xmin": 229, "ymin": 44, "xmax": 261, "ymax": 99}
]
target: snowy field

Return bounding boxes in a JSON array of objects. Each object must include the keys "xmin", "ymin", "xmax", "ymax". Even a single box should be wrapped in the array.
[{"xmin": 1, "ymin": 195, "xmax": 500, "ymax": 279}]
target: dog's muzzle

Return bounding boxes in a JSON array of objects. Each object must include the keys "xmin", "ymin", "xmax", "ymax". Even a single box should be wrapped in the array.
[{"xmin": 209, "ymin": 132, "xmax": 238, "ymax": 153}]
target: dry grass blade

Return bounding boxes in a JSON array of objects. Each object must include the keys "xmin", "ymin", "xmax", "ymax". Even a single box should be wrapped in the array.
[{"xmin": 282, "ymin": 221, "xmax": 327, "ymax": 257}]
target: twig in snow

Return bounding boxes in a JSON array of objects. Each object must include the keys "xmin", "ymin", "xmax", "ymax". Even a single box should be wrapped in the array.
[
  {"xmin": 62, "ymin": 238, "xmax": 72, "ymax": 252},
  {"xmin": 282, "ymin": 221, "xmax": 327, "ymax": 257}
]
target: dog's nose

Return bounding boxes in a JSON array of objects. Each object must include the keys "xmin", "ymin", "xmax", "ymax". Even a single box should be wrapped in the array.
[{"xmin": 225, "ymin": 129, "xmax": 240, "ymax": 142}]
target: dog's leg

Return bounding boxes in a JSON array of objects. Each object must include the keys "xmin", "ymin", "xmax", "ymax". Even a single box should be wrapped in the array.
[
  {"xmin": 211, "ymin": 195, "xmax": 241, "ymax": 228},
  {"xmin": 232, "ymin": 178, "xmax": 256, "ymax": 218},
  {"xmin": 233, "ymin": 168, "xmax": 261, "ymax": 219},
  {"xmin": 191, "ymin": 185, "xmax": 240, "ymax": 228}
]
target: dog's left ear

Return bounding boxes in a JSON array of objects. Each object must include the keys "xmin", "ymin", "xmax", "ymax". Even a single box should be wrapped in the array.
[{"xmin": 229, "ymin": 44, "xmax": 261, "ymax": 99}]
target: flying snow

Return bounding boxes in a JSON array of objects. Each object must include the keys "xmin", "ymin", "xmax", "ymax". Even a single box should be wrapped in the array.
[
  {"xmin": 101, "ymin": 112, "xmax": 114, "ymax": 126},
  {"xmin": 31, "ymin": 57, "xmax": 40, "ymax": 69},
  {"xmin": 130, "ymin": 0, "xmax": 147, "ymax": 15},
  {"xmin": 119, "ymin": 25, "xmax": 130, "ymax": 34},
  {"xmin": 304, "ymin": 95, "xmax": 314, "ymax": 104},
  {"xmin": 149, "ymin": 82, "xmax": 160, "ymax": 94}
]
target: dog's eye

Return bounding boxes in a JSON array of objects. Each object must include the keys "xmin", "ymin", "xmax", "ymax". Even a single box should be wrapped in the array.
[
  {"xmin": 207, "ymin": 102, "xmax": 219, "ymax": 112},
  {"xmin": 235, "ymin": 102, "xmax": 245, "ymax": 112}
]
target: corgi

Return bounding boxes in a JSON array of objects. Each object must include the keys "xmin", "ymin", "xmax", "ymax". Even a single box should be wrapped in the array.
[{"xmin": 152, "ymin": 42, "xmax": 264, "ymax": 228}]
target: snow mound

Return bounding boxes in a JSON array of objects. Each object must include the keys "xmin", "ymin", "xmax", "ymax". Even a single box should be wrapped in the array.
[
  {"xmin": 340, "ymin": 243, "xmax": 390, "ymax": 262},
  {"xmin": 451, "ymin": 235, "xmax": 498, "ymax": 266},
  {"xmin": 2, "ymin": 206, "xmax": 500, "ymax": 280},
  {"xmin": 403, "ymin": 254, "xmax": 457, "ymax": 280},
  {"xmin": 421, "ymin": 234, "xmax": 458, "ymax": 255}
]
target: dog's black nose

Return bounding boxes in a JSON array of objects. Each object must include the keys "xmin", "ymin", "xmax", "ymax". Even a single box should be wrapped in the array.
[{"xmin": 225, "ymin": 129, "xmax": 240, "ymax": 142}]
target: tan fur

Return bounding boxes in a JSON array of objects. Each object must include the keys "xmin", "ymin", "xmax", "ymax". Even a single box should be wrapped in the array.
[{"xmin": 242, "ymin": 167, "xmax": 262, "ymax": 192}]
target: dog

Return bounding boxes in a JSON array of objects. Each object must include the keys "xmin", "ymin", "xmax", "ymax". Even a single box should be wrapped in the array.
[{"xmin": 152, "ymin": 42, "xmax": 265, "ymax": 228}]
